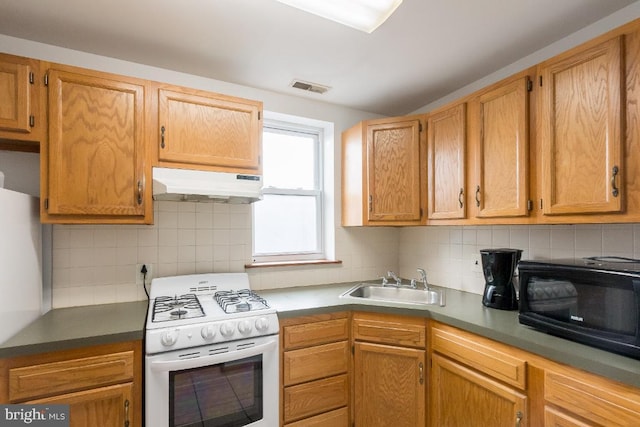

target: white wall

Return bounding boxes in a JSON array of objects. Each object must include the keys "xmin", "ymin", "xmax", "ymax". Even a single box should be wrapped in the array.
[{"xmin": 0, "ymin": 35, "xmax": 399, "ymax": 308}]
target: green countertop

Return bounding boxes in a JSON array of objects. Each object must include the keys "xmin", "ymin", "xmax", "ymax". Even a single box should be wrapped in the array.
[{"xmin": 1, "ymin": 282, "xmax": 639, "ymax": 389}]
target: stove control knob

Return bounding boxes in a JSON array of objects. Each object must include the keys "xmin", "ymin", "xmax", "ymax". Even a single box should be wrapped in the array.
[
  {"xmin": 255, "ymin": 317, "xmax": 270, "ymax": 333},
  {"xmin": 201, "ymin": 325, "xmax": 217, "ymax": 340},
  {"xmin": 220, "ymin": 322, "xmax": 235, "ymax": 338},
  {"xmin": 161, "ymin": 330, "xmax": 179, "ymax": 347},
  {"xmin": 238, "ymin": 320, "xmax": 252, "ymax": 335}
]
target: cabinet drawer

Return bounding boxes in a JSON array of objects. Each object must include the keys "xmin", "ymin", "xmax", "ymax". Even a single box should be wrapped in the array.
[
  {"xmin": 283, "ymin": 374, "xmax": 349, "ymax": 423},
  {"xmin": 283, "ymin": 317, "xmax": 349, "ymax": 350},
  {"xmin": 9, "ymin": 351, "xmax": 134, "ymax": 402},
  {"xmin": 285, "ymin": 407, "xmax": 349, "ymax": 427},
  {"xmin": 353, "ymin": 312, "xmax": 426, "ymax": 348},
  {"xmin": 545, "ymin": 368, "xmax": 640, "ymax": 426},
  {"xmin": 430, "ymin": 323, "xmax": 526, "ymax": 390},
  {"xmin": 284, "ymin": 341, "xmax": 349, "ymax": 386}
]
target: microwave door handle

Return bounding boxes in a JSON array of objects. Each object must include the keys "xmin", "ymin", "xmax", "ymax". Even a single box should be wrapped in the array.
[{"xmin": 149, "ymin": 339, "xmax": 277, "ymax": 373}]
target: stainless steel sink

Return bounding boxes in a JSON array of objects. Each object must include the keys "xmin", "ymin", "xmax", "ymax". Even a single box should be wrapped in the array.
[{"xmin": 340, "ymin": 283, "xmax": 446, "ymax": 306}]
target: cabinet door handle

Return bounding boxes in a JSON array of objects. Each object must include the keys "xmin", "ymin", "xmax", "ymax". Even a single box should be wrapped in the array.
[
  {"xmin": 475, "ymin": 185, "xmax": 481, "ymax": 207},
  {"xmin": 611, "ymin": 165, "xmax": 619, "ymax": 197},
  {"xmin": 458, "ymin": 188, "xmax": 464, "ymax": 208},
  {"xmin": 124, "ymin": 399, "xmax": 130, "ymax": 427},
  {"xmin": 419, "ymin": 362, "xmax": 424, "ymax": 384},
  {"xmin": 137, "ymin": 180, "xmax": 143, "ymax": 205},
  {"xmin": 515, "ymin": 410, "xmax": 523, "ymax": 427},
  {"xmin": 161, "ymin": 125, "xmax": 166, "ymax": 149}
]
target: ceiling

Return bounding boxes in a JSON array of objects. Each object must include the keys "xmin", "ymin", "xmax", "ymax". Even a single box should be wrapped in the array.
[{"xmin": 0, "ymin": 0, "xmax": 637, "ymax": 116}]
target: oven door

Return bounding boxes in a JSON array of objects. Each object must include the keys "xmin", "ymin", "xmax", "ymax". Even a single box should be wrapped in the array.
[{"xmin": 145, "ymin": 334, "xmax": 279, "ymax": 427}]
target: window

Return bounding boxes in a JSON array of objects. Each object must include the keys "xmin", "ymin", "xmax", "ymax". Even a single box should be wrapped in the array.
[{"xmin": 252, "ymin": 121, "xmax": 324, "ymax": 262}]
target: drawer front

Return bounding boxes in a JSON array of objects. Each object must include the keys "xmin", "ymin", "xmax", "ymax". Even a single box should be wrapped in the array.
[
  {"xmin": 353, "ymin": 313, "xmax": 426, "ymax": 347},
  {"xmin": 285, "ymin": 407, "xmax": 349, "ymax": 427},
  {"xmin": 284, "ymin": 341, "xmax": 349, "ymax": 386},
  {"xmin": 283, "ymin": 318, "xmax": 349, "ymax": 350},
  {"xmin": 9, "ymin": 351, "xmax": 134, "ymax": 402},
  {"xmin": 284, "ymin": 374, "xmax": 349, "ymax": 423},
  {"xmin": 545, "ymin": 369, "xmax": 640, "ymax": 426},
  {"xmin": 431, "ymin": 323, "xmax": 526, "ymax": 390}
]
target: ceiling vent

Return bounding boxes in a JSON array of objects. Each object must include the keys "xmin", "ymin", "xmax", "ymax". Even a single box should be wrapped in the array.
[{"xmin": 290, "ymin": 79, "xmax": 331, "ymax": 94}]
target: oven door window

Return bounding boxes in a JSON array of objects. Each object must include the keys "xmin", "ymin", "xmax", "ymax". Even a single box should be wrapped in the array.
[{"xmin": 170, "ymin": 354, "xmax": 263, "ymax": 427}]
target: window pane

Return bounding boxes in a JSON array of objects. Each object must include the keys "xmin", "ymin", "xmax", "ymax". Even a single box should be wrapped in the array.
[
  {"xmin": 254, "ymin": 194, "xmax": 318, "ymax": 254},
  {"xmin": 263, "ymin": 130, "xmax": 316, "ymax": 190}
]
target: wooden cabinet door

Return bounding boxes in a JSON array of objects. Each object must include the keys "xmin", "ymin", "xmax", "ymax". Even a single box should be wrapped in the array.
[
  {"xmin": 45, "ymin": 68, "xmax": 148, "ymax": 222},
  {"xmin": 538, "ymin": 36, "xmax": 623, "ymax": 215},
  {"xmin": 158, "ymin": 88, "xmax": 262, "ymax": 172},
  {"xmin": 354, "ymin": 341, "xmax": 425, "ymax": 427},
  {"xmin": 28, "ymin": 383, "xmax": 134, "ymax": 427},
  {"xmin": 0, "ymin": 58, "xmax": 31, "ymax": 134},
  {"xmin": 0, "ymin": 53, "xmax": 44, "ymax": 149},
  {"xmin": 427, "ymin": 103, "xmax": 466, "ymax": 219},
  {"xmin": 430, "ymin": 353, "xmax": 527, "ymax": 427},
  {"xmin": 475, "ymin": 76, "xmax": 530, "ymax": 218},
  {"xmin": 366, "ymin": 118, "xmax": 423, "ymax": 223}
]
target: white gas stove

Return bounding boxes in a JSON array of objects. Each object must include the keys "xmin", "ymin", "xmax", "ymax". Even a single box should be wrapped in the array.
[
  {"xmin": 145, "ymin": 272, "xmax": 278, "ymax": 355},
  {"xmin": 145, "ymin": 273, "xmax": 279, "ymax": 427}
]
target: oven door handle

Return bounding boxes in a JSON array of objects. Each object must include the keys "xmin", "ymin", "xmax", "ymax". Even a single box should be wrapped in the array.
[{"xmin": 148, "ymin": 339, "xmax": 277, "ymax": 372}]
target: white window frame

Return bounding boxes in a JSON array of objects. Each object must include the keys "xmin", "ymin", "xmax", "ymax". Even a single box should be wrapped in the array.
[{"xmin": 252, "ymin": 119, "xmax": 325, "ymax": 263}]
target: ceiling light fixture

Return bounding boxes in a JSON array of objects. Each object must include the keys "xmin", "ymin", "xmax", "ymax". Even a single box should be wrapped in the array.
[{"xmin": 276, "ymin": 0, "xmax": 403, "ymax": 33}]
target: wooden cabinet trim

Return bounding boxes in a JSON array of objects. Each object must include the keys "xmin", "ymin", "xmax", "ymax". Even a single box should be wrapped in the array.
[
  {"xmin": 431, "ymin": 323, "xmax": 527, "ymax": 390},
  {"xmin": 9, "ymin": 350, "xmax": 134, "ymax": 402},
  {"xmin": 283, "ymin": 341, "xmax": 349, "ymax": 386}
]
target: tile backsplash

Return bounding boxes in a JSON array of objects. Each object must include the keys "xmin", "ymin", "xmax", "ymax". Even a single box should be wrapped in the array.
[
  {"xmin": 51, "ymin": 201, "xmax": 400, "ymax": 308},
  {"xmin": 51, "ymin": 202, "xmax": 640, "ymax": 307},
  {"xmin": 399, "ymin": 224, "xmax": 640, "ymax": 295}
]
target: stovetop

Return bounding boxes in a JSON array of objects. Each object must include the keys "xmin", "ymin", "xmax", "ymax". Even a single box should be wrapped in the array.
[{"xmin": 146, "ymin": 272, "xmax": 276, "ymax": 330}]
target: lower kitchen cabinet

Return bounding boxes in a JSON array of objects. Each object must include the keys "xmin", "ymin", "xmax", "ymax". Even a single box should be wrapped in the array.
[
  {"xmin": 352, "ymin": 312, "xmax": 426, "ymax": 427},
  {"xmin": 280, "ymin": 312, "xmax": 350, "ymax": 426},
  {"xmin": 0, "ymin": 340, "xmax": 142, "ymax": 427},
  {"xmin": 531, "ymin": 361, "xmax": 640, "ymax": 427},
  {"xmin": 429, "ymin": 321, "xmax": 527, "ymax": 427}
]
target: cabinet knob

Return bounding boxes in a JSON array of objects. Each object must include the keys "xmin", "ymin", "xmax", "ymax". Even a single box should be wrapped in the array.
[
  {"xmin": 137, "ymin": 181, "xmax": 143, "ymax": 205},
  {"xmin": 419, "ymin": 362, "xmax": 424, "ymax": 384},
  {"xmin": 161, "ymin": 125, "xmax": 166, "ymax": 149},
  {"xmin": 475, "ymin": 185, "xmax": 481, "ymax": 207},
  {"xmin": 458, "ymin": 188, "xmax": 464, "ymax": 209}
]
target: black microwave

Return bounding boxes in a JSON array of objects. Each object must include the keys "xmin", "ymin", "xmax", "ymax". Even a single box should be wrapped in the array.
[{"xmin": 518, "ymin": 257, "xmax": 640, "ymax": 359}]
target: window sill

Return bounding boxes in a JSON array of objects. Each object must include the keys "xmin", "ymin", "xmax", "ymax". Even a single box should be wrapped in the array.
[{"xmin": 245, "ymin": 259, "xmax": 342, "ymax": 269}]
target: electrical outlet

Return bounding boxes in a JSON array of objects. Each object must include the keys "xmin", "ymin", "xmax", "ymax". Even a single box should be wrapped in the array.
[
  {"xmin": 136, "ymin": 263, "xmax": 153, "ymax": 285},
  {"xmin": 471, "ymin": 255, "xmax": 483, "ymax": 273}
]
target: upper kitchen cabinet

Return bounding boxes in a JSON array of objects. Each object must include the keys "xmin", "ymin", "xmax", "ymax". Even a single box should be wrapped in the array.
[
  {"xmin": 342, "ymin": 115, "xmax": 426, "ymax": 226},
  {"xmin": 42, "ymin": 65, "xmax": 151, "ymax": 224},
  {"xmin": 156, "ymin": 85, "xmax": 262, "ymax": 173},
  {"xmin": 537, "ymin": 35, "xmax": 624, "ymax": 215},
  {"xmin": 471, "ymin": 73, "xmax": 531, "ymax": 219},
  {"xmin": 0, "ymin": 53, "xmax": 44, "ymax": 151},
  {"xmin": 427, "ymin": 102, "xmax": 466, "ymax": 220}
]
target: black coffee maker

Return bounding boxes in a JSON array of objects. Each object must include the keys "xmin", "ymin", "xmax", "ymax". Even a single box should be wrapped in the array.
[{"xmin": 480, "ymin": 248, "xmax": 523, "ymax": 310}]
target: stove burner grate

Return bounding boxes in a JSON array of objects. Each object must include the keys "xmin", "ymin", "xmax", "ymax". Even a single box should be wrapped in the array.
[
  {"xmin": 214, "ymin": 289, "xmax": 270, "ymax": 314},
  {"xmin": 152, "ymin": 293, "xmax": 205, "ymax": 322}
]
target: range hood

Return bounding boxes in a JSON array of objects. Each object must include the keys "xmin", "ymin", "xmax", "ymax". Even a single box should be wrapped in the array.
[{"xmin": 152, "ymin": 167, "xmax": 262, "ymax": 203}]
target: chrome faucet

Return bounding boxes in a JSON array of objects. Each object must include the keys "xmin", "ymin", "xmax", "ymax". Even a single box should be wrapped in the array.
[
  {"xmin": 386, "ymin": 270, "xmax": 402, "ymax": 287},
  {"xmin": 417, "ymin": 268, "xmax": 429, "ymax": 291}
]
